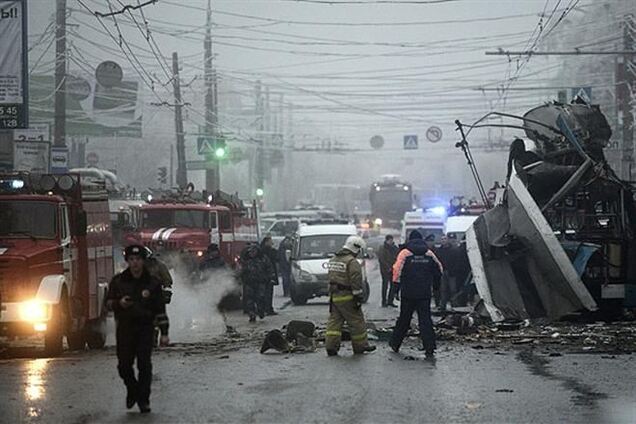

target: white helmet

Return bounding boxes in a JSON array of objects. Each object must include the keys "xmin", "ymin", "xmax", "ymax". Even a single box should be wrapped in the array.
[{"xmin": 343, "ymin": 235, "xmax": 366, "ymax": 255}]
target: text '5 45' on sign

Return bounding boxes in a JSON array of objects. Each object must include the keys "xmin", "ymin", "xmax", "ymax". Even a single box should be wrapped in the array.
[{"xmin": 0, "ymin": 0, "xmax": 28, "ymax": 129}]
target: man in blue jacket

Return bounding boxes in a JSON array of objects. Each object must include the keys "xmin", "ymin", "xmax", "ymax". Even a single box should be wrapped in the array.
[{"xmin": 389, "ymin": 230, "xmax": 443, "ymax": 357}]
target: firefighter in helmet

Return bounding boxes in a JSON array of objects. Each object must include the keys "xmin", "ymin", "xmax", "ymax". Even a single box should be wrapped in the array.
[
  {"xmin": 325, "ymin": 235, "xmax": 376, "ymax": 356},
  {"xmin": 143, "ymin": 246, "xmax": 173, "ymax": 304},
  {"xmin": 142, "ymin": 246, "xmax": 173, "ymax": 346}
]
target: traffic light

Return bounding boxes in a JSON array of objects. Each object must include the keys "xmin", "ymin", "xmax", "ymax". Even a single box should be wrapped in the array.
[
  {"xmin": 215, "ymin": 145, "xmax": 226, "ymax": 159},
  {"xmin": 198, "ymin": 136, "xmax": 227, "ymax": 161},
  {"xmin": 157, "ymin": 166, "xmax": 167, "ymax": 184},
  {"xmin": 256, "ymin": 188, "xmax": 264, "ymax": 197}
]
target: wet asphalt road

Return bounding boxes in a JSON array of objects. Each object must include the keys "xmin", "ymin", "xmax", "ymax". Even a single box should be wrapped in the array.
[{"xmin": 1, "ymin": 264, "xmax": 635, "ymax": 423}]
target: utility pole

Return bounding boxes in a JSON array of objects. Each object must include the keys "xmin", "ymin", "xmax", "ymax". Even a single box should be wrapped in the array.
[
  {"xmin": 54, "ymin": 0, "xmax": 67, "ymax": 147},
  {"xmin": 170, "ymin": 144, "xmax": 174, "ymax": 186},
  {"xmin": 204, "ymin": 0, "xmax": 220, "ymax": 192},
  {"xmin": 283, "ymin": 102, "xmax": 293, "ymax": 209},
  {"xmin": 618, "ymin": 13, "xmax": 635, "ymax": 180},
  {"xmin": 172, "ymin": 52, "xmax": 187, "ymax": 188},
  {"xmin": 264, "ymin": 86, "xmax": 271, "ymax": 183},
  {"xmin": 255, "ymin": 80, "xmax": 264, "ymax": 194}
]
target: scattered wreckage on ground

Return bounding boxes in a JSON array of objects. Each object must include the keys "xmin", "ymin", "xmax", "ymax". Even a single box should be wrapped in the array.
[{"xmin": 456, "ymin": 100, "xmax": 636, "ymax": 323}]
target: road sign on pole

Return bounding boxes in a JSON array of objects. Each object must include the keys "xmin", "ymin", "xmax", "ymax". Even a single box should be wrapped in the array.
[
  {"xmin": 571, "ymin": 87, "xmax": 592, "ymax": 103},
  {"xmin": 426, "ymin": 126, "xmax": 442, "ymax": 143},
  {"xmin": 50, "ymin": 146, "xmax": 69, "ymax": 174},
  {"xmin": 403, "ymin": 134, "xmax": 418, "ymax": 150}
]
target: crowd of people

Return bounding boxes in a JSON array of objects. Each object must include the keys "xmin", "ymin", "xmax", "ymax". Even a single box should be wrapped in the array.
[{"xmin": 106, "ymin": 229, "xmax": 473, "ymax": 413}]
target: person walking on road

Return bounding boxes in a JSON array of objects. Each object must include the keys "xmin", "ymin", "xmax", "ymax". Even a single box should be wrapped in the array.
[
  {"xmin": 377, "ymin": 234, "xmax": 399, "ymax": 307},
  {"xmin": 389, "ymin": 230, "xmax": 443, "ymax": 357},
  {"xmin": 325, "ymin": 235, "xmax": 377, "ymax": 356},
  {"xmin": 260, "ymin": 236, "xmax": 279, "ymax": 315},
  {"xmin": 436, "ymin": 234, "xmax": 459, "ymax": 312},
  {"xmin": 240, "ymin": 244, "xmax": 276, "ymax": 322},
  {"xmin": 107, "ymin": 245, "xmax": 170, "ymax": 413},
  {"xmin": 278, "ymin": 236, "xmax": 293, "ymax": 297}
]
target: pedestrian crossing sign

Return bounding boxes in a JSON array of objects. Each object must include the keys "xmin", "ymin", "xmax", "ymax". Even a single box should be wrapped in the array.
[
  {"xmin": 197, "ymin": 137, "xmax": 215, "ymax": 155},
  {"xmin": 403, "ymin": 135, "xmax": 418, "ymax": 150}
]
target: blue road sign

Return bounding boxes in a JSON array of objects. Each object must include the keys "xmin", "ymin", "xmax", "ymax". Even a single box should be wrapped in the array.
[{"xmin": 403, "ymin": 134, "xmax": 418, "ymax": 150}]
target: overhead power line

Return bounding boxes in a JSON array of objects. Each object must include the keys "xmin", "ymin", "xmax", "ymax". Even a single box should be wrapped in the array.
[
  {"xmin": 486, "ymin": 49, "xmax": 636, "ymax": 56},
  {"xmin": 93, "ymin": 0, "xmax": 158, "ymax": 18},
  {"xmin": 162, "ymin": 1, "xmax": 576, "ymax": 27},
  {"xmin": 278, "ymin": 0, "xmax": 460, "ymax": 4}
]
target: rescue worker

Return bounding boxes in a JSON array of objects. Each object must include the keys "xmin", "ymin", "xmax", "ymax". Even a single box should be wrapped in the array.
[
  {"xmin": 278, "ymin": 236, "xmax": 293, "ymax": 297},
  {"xmin": 389, "ymin": 230, "xmax": 443, "ymax": 357},
  {"xmin": 436, "ymin": 234, "xmax": 459, "ymax": 312},
  {"xmin": 377, "ymin": 234, "xmax": 399, "ymax": 307},
  {"xmin": 143, "ymin": 246, "xmax": 173, "ymax": 304},
  {"xmin": 240, "ymin": 244, "xmax": 276, "ymax": 322},
  {"xmin": 199, "ymin": 243, "xmax": 226, "ymax": 273},
  {"xmin": 260, "ymin": 236, "xmax": 279, "ymax": 315},
  {"xmin": 142, "ymin": 246, "xmax": 173, "ymax": 347},
  {"xmin": 107, "ymin": 245, "xmax": 170, "ymax": 413},
  {"xmin": 325, "ymin": 235, "xmax": 376, "ymax": 356}
]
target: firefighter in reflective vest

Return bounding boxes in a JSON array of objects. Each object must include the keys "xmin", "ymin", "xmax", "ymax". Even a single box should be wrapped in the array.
[{"xmin": 325, "ymin": 235, "xmax": 377, "ymax": 356}]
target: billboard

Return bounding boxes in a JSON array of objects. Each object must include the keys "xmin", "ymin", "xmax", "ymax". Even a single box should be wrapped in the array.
[
  {"xmin": 13, "ymin": 124, "xmax": 50, "ymax": 173},
  {"xmin": 0, "ymin": 0, "xmax": 28, "ymax": 129},
  {"xmin": 30, "ymin": 73, "xmax": 143, "ymax": 138}
]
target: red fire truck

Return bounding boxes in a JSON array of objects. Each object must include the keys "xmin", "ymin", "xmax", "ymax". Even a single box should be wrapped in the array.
[
  {"xmin": 125, "ymin": 190, "xmax": 259, "ymax": 268},
  {"xmin": 0, "ymin": 172, "xmax": 113, "ymax": 355}
]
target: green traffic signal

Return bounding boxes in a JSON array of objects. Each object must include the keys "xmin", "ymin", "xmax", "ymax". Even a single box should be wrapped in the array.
[
  {"xmin": 215, "ymin": 147, "xmax": 226, "ymax": 158},
  {"xmin": 256, "ymin": 188, "xmax": 264, "ymax": 197}
]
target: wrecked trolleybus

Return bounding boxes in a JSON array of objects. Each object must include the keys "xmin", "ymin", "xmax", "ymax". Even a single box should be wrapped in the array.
[{"xmin": 456, "ymin": 100, "xmax": 636, "ymax": 321}]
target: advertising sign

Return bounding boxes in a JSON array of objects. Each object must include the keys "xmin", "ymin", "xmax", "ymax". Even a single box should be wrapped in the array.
[
  {"xmin": 0, "ymin": 0, "xmax": 28, "ymax": 129},
  {"xmin": 30, "ymin": 73, "xmax": 143, "ymax": 138},
  {"xmin": 12, "ymin": 124, "xmax": 50, "ymax": 172},
  {"xmin": 13, "ymin": 141, "xmax": 49, "ymax": 172}
]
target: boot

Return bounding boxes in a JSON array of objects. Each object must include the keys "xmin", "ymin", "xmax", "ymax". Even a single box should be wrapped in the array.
[
  {"xmin": 326, "ymin": 349, "xmax": 338, "ymax": 357},
  {"xmin": 354, "ymin": 345, "xmax": 377, "ymax": 354},
  {"xmin": 138, "ymin": 402, "xmax": 151, "ymax": 414},
  {"xmin": 388, "ymin": 340, "xmax": 400, "ymax": 353},
  {"xmin": 126, "ymin": 386, "xmax": 137, "ymax": 409},
  {"xmin": 249, "ymin": 314, "xmax": 256, "ymax": 323}
]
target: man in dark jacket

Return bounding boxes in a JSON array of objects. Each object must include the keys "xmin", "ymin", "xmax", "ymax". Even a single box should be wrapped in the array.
[
  {"xmin": 107, "ymin": 245, "xmax": 169, "ymax": 413},
  {"xmin": 389, "ymin": 230, "xmax": 443, "ymax": 357},
  {"xmin": 436, "ymin": 234, "xmax": 459, "ymax": 312},
  {"xmin": 376, "ymin": 234, "xmax": 399, "ymax": 307},
  {"xmin": 278, "ymin": 236, "xmax": 293, "ymax": 297},
  {"xmin": 199, "ymin": 243, "xmax": 226, "ymax": 273},
  {"xmin": 240, "ymin": 244, "xmax": 276, "ymax": 322},
  {"xmin": 260, "ymin": 236, "xmax": 279, "ymax": 315}
]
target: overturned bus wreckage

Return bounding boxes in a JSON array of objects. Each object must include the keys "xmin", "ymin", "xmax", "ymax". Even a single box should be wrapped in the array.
[{"xmin": 456, "ymin": 100, "xmax": 636, "ymax": 322}]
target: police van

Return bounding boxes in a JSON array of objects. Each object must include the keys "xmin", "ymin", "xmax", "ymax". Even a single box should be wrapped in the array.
[{"xmin": 286, "ymin": 222, "xmax": 370, "ymax": 305}]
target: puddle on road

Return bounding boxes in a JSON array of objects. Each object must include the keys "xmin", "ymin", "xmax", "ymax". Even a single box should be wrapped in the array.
[
  {"xmin": 517, "ymin": 349, "xmax": 608, "ymax": 407},
  {"xmin": 25, "ymin": 358, "xmax": 49, "ymax": 401}
]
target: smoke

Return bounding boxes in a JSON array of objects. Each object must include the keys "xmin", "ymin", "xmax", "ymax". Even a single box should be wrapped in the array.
[{"xmin": 166, "ymin": 256, "xmax": 239, "ymax": 343}]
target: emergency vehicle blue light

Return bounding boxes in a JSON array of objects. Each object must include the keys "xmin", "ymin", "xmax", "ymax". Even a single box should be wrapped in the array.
[
  {"xmin": 428, "ymin": 206, "xmax": 446, "ymax": 216},
  {"xmin": 11, "ymin": 179, "xmax": 24, "ymax": 189}
]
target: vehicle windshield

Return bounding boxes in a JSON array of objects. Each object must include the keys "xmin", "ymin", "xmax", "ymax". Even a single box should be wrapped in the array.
[
  {"xmin": 260, "ymin": 218, "xmax": 276, "ymax": 233},
  {"xmin": 0, "ymin": 201, "xmax": 57, "ymax": 239},
  {"xmin": 268, "ymin": 220, "xmax": 299, "ymax": 237},
  {"xmin": 298, "ymin": 234, "xmax": 350, "ymax": 260},
  {"xmin": 141, "ymin": 209, "xmax": 213, "ymax": 229}
]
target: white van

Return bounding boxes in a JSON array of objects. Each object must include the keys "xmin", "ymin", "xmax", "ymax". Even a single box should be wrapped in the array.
[
  {"xmin": 288, "ymin": 223, "xmax": 370, "ymax": 305},
  {"xmin": 400, "ymin": 209, "xmax": 446, "ymax": 243},
  {"xmin": 444, "ymin": 215, "xmax": 478, "ymax": 241}
]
